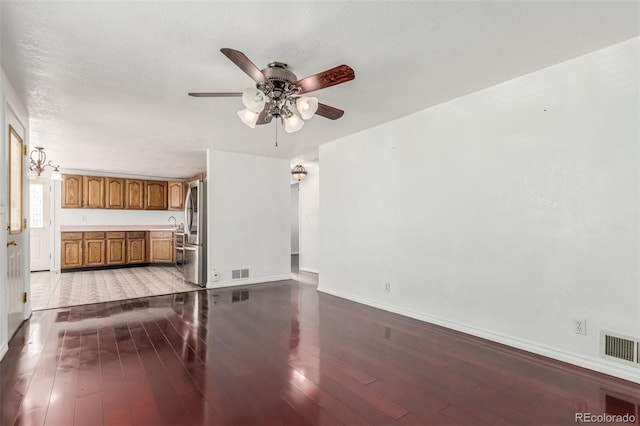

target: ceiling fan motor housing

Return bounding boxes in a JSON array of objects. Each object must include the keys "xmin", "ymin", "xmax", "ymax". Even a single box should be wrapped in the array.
[{"xmin": 262, "ymin": 62, "xmax": 297, "ymax": 93}]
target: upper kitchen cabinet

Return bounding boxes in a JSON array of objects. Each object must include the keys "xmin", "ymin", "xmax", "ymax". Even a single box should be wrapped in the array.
[
  {"xmin": 125, "ymin": 179, "xmax": 145, "ymax": 209},
  {"xmin": 105, "ymin": 177, "xmax": 125, "ymax": 209},
  {"xmin": 144, "ymin": 180, "xmax": 168, "ymax": 210},
  {"xmin": 168, "ymin": 181, "xmax": 184, "ymax": 211},
  {"xmin": 62, "ymin": 173, "xmax": 181, "ymax": 210},
  {"xmin": 82, "ymin": 176, "xmax": 105, "ymax": 208},
  {"xmin": 61, "ymin": 174, "xmax": 83, "ymax": 208}
]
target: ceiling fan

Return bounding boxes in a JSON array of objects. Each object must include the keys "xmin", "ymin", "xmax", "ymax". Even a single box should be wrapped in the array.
[{"xmin": 189, "ymin": 48, "xmax": 355, "ymax": 134}]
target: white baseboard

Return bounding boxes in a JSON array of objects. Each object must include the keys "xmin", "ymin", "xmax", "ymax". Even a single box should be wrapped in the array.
[
  {"xmin": 300, "ymin": 267, "xmax": 319, "ymax": 274},
  {"xmin": 0, "ymin": 342, "xmax": 7, "ymax": 361},
  {"xmin": 318, "ymin": 286, "xmax": 640, "ymax": 384},
  {"xmin": 207, "ymin": 274, "xmax": 291, "ymax": 289}
]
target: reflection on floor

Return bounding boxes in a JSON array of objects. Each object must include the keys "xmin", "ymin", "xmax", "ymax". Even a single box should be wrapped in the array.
[
  {"xmin": 3, "ymin": 276, "xmax": 639, "ymax": 426},
  {"xmin": 30, "ymin": 266, "xmax": 200, "ymax": 311}
]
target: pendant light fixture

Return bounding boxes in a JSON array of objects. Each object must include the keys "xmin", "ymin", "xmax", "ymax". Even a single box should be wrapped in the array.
[
  {"xmin": 291, "ymin": 164, "xmax": 307, "ymax": 181},
  {"xmin": 29, "ymin": 147, "xmax": 62, "ymax": 180}
]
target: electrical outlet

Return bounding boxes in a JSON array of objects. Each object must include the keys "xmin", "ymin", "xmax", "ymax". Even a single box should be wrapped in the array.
[
  {"xmin": 384, "ymin": 282, "xmax": 391, "ymax": 293},
  {"xmin": 573, "ymin": 319, "xmax": 587, "ymax": 335}
]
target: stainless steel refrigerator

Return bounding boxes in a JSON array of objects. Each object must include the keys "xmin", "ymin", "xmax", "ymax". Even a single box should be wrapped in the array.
[{"xmin": 183, "ymin": 180, "xmax": 206, "ymax": 286}]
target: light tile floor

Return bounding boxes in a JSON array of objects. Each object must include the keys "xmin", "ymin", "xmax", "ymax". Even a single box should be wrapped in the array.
[{"xmin": 30, "ymin": 266, "xmax": 201, "ymax": 310}]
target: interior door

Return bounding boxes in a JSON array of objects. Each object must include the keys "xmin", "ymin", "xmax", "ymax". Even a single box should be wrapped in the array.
[
  {"xmin": 30, "ymin": 179, "xmax": 51, "ymax": 271},
  {"xmin": 6, "ymin": 114, "xmax": 26, "ymax": 339}
]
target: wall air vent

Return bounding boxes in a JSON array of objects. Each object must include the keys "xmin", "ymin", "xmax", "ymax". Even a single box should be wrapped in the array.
[
  {"xmin": 600, "ymin": 331, "xmax": 639, "ymax": 366},
  {"xmin": 231, "ymin": 269, "xmax": 249, "ymax": 279}
]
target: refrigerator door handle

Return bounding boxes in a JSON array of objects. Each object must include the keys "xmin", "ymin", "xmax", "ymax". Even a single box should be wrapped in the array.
[{"xmin": 184, "ymin": 189, "xmax": 193, "ymax": 236}]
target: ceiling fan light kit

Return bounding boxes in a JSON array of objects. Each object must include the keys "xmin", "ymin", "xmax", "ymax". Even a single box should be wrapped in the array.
[
  {"xmin": 190, "ymin": 48, "xmax": 355, "ymax": 138},
  {"xmin": 242, "ymin": 87, "xmax": 266, "ymax": 113},
  {"xmin": 284, "ymin": 113, "xmax": 304, "ymax": 134},
  {"xmin": 296, "ymin": 96, "xmax": 319, "ymax": 120},
  {"xmin": 237, "ymin": 108, "xmax": 260, "ymax": 128}
]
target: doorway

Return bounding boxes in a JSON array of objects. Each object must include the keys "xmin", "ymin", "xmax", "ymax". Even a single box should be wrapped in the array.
[{"xmin": 291, "ymin": 183, "xmax": 299, "ymax": 270}]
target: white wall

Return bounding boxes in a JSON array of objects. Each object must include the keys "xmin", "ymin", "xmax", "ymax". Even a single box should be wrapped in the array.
[
  {"xmin": 291, "ymin": 184, "xmax": 299, "ymax": 254},
  {"xmin": 318, "ymin": 38, "xmax": 640, "ymax": 382},
  {"xmin": 207, "ymin": 150, "xmax": 291, "ymax": 287},
  {"xmin": 1, "ymin": 66, "xmax": 30, "ymax": 360},
  {"xmin": 299, "ymin": 163, "xmax": 319, "ymax": 273}
]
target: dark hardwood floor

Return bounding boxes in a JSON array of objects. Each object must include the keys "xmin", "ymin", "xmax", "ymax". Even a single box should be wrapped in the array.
[{"xmin": 1, "ymin": 271, "xmax": 639, "ymax": 425}]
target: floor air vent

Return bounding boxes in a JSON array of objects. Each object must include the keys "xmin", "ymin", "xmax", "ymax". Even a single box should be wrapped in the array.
[{"xmin": 600, "ymin": 331, "xmax": 640, "ymax": 366}]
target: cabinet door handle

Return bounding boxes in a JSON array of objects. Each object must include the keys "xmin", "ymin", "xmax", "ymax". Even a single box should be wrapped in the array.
[{"xmin": 7, "ymin": 240, "xmax": 18, "ymax": 246}]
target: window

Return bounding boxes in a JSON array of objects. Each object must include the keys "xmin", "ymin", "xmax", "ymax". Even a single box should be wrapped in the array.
[{"xmin": 30, "ymin": 183, "xmax": 45, "ymax": 229}]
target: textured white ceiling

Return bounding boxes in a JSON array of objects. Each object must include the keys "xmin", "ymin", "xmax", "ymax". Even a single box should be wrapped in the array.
[{"xmin": 1, "ymin": 1, "xmax": 638, "ymax": 178}]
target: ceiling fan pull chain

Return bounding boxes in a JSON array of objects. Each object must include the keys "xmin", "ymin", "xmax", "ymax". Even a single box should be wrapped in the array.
[{"xmin": 275, "ymin": 118, "xmax": 278, "ymax": 147}]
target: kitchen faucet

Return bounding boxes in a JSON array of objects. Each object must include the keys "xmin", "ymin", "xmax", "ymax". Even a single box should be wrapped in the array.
[{"xmin": 168, "ymin": 216, "xmax": 177, "ymax": 228}]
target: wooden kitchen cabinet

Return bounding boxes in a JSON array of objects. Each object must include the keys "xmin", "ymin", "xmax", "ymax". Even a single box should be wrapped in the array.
[
  {"xmin": 125, "ymin": 179, "xmax": 145, "ymax": 209},
  {"xmin": 83, "ymin": 232, "xmax": 106, "ymax": 267},
  {"xmin": 168, "ymin": 181, "xmax": 184, "ymax": 211},
  {"xmin": 126, "ymin": 231, "xmax": 146, "ymax": 264},
  {"xmin": 105, "ymin": 177, "xmax": 125, "ymax": 209},
  {"xmin": 82, "ymin": 176, "xmax": 105, "ymax": 209},
  {"xmin": 61, "ymin": 174, "xmax": 83, "ymax": 208},
  {"xmin": 144, "ymin": 181, "xmax": 168, "ymax": 210},
  {"xmin": 61, "ymin": 232, "xmax": 83, "ymax": 268},
  {"xmin": 149, "ymin": 231, "xmax": 174, "ymax": 263},
  {"xmin": 106, "ymin": 231, "xmax": 126, "ymax": 265}
]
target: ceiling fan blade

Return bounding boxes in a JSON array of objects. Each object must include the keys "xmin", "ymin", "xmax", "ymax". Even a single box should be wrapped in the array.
[
  {"xmin": 255, "ymin": 108, "xmax": 273, "ymax": 125},
  {"xmin": 292, "ymin": 64, "xmax": 355, "ymax": 94},
  {"xmin": 315, "ymin": 103, "xmax": 344, "ymax": 120},
  {"xmin": 188, "ymin": 92, "xmax": 242, "ymax": 97},
  {"xmin": 220, "ymin": 48, "xmax": 272, "ymax": 86}
]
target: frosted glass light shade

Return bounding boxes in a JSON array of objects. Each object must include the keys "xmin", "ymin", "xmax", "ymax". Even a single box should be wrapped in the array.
[
  {"xmin": 284, "ymin": 113, "xmax": 304, "ymax": 133},
  {"xmin": 242, "ymin": 87, "xmax": 266, "ymax": 113},
  {"xmin": 296, "ymin": 96, "xmax": 318, "ymax": 120},
  {"xmin": 237, "ymin": 108, "xmax": 260, "ymax": 128},
  {"xmin": 50, "ymin": 169, "xmax": 63, "ymax": 181}
]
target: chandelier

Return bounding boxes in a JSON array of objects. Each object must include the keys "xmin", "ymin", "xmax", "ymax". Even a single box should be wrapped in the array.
[
  {"xmin": 29, "ymin": 147, "xmax": 62, "ymax": 180},
  {"xmin": 237, "ymin": 62, "xmax": 318, "ymax": 133}
]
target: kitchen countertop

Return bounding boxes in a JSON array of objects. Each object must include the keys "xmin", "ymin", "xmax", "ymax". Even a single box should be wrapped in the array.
[{"xmin": 59, "ymin": 225, "xmax": 179, "ymax": 232}]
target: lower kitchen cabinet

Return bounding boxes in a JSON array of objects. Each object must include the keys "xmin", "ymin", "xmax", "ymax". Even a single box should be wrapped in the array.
[
  {"xmin": 84, "ymin": 232, "xmax": 106, "ymax": 267},
  {"xmin": 149, "ymin": 231, "xmax": 174, "ymax": 263},
  {"xmin": 61, "ymin": 230, "xmax": 174, "ymax": 270},
  {"xmin": 106, "ymin": 232, "xmax": 126, "ymax": 265},
  {"xmin": 126, "ymin": 232, "xmax": 147, "ymax": 264},
  {"xmin": 61, "ymin": 233, "xmax": 83, "ymax": 269}
]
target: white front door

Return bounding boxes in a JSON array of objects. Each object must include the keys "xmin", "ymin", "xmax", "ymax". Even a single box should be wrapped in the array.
[{"xmin": 29, "ymin": 179, "xmax": 51, "ymax": 271}]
